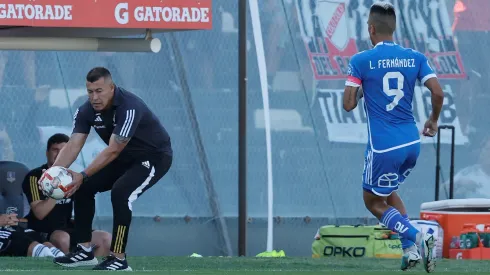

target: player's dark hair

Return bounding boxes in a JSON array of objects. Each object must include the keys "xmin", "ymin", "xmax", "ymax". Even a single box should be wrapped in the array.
[
  {"xmin": 86, "ymin": 67, "xmax": 112, "ymax": 83},
  {"xmin": 47, "ymin": 133, "xmax": 69, "ymax": 151},
  {"xmin": 369, "ymin": 2, "xmax": 396, "ymax": 35}
]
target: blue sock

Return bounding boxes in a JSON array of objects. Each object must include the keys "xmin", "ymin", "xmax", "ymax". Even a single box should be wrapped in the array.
[
  {"xmin": 380, "ymin": 207, "xmax": 419, "ymax": 243},
  {"xmin": 400, "ymin": 214, "xmax": 415, "ymax": 249}
]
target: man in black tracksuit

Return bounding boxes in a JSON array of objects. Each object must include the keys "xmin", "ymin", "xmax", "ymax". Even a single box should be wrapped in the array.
[{"xmin": 48, "ymin": 67, "xmax": 173, "ymax": 271}]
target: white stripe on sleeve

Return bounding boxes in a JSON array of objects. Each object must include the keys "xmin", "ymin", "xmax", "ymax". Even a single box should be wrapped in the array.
[
  {"xmin": 421, "ymin": 73, "xmax": 437, "ymax": 84},
  {"xmin": 120, "ymin": 109, "xmax": 135, "ymax": 137},
  {"xmin": 73, "ymin": 108, "xmax": 79, "ymax": 120}
]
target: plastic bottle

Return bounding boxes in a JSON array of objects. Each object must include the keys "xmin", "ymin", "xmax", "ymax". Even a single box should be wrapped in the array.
[
  {"xmin": 459, "ymin": 232, "xmax": 467, "ymax": 249},
  {"xmin": 479, "ymin": 224, "xmax": 490, "ymax": 248},
  {"xmin": 461, "ymin": 224, "xmax": 479, "ymax": 249}
]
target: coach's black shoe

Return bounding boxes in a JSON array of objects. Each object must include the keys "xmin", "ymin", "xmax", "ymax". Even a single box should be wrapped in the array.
[
  {"xmin": 53, "ymin": 244, "xmax": 98, "ymax": 267},
  {"xmin": 92, "ymin": 254, "xmax": 133, "ymax": 271}
]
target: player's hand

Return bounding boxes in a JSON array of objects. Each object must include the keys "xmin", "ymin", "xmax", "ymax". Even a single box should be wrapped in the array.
[
  {"xmin": 422, "ymin": 115, "xmax": 438, "ymax": 137},
  {"xmin": 64, "ymin": 169, "xmax": 83, "ymax": 198},
  {"xmin": 0, "ymin": 213, "xmax": 19, "ymax": 227}
]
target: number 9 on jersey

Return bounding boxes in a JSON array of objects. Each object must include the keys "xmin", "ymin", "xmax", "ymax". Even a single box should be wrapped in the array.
[{"xmin": 383, "ymin": 72, "xmax": 405, "ymax": 111}]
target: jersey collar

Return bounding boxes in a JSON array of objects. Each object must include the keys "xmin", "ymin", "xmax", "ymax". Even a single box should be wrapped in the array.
[
  {"xmin": 375, "ymin": 41, "xmax": 397, "ymax": 47},
  {"xmin": 112, "ymin": 86, "xmax": 123, "ymax": 107}
]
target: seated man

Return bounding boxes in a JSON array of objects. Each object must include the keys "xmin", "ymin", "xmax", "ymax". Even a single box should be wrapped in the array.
[
  {"xmin": 22, "ymin": 133, "xmax": 111, "ymax": 255},
  {"xmin": 0, "ymin": 213, "xmax": 61, "ymax": 257}
]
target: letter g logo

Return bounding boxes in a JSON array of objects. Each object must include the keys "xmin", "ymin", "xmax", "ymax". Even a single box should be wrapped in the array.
[{"xmin": 115, "ymin": 3, "xmax": 129, "ymax": 24}]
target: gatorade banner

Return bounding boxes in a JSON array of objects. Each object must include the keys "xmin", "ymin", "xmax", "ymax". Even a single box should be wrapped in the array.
[
  {"xmin": 295, "ymin": 0, "xmax": 466, "ymax": 80},
  {"xmin": 316, "ymin": 84, "xmax": 468, "ymax": 145},
  {"xmin": 0, "ymin": 0, "xmax": 212, "ymax": 29}
]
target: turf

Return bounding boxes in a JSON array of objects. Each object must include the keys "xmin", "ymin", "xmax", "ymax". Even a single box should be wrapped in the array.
[{"xmin": 0, "ymin": 256, "xmax": 487, "ymax": 274}]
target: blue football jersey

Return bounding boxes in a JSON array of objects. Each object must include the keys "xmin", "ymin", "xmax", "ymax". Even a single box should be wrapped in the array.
[{"xmin": 346, "ymin": 41, "xmax": 437, "ymax": 152}]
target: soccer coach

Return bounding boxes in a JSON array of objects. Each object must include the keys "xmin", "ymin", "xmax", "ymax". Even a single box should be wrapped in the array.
[{"xmin": 45, "ymin": 67, "xmax": 172, "ymax": 271}]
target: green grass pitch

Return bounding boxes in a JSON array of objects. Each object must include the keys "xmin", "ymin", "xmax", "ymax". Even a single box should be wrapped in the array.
[{"xmin": 1, "ymin": 256, "xmax": 488, "ymax": 274}]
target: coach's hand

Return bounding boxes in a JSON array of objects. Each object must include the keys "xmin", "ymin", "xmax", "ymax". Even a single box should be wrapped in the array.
[
  {"xmin": 64, "ymin": 169, "xmax": 83, "ymax": 198},
  {"xmin": 37, "ymin": 168, "xmax": 47, "ymax": 191}
]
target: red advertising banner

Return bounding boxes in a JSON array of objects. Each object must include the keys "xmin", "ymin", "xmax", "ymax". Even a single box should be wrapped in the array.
[{"xmin": 0, "ymin": 0, "xmax": 212, "ymax": 29}]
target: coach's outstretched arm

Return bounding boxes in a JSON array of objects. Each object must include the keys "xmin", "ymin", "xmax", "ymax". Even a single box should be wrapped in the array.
[
  {"xmin": 51, "ymin": 133, "xmax": 87, "ymax": 168},
  {"xmin": 40, "ymin": 105, "xmax": 90, "ymax": 190},
  {"xmin": 76, "ymin": 133, "xmax": 130, "ymax": 177},
  {"xmin": 60, "ymin": 134, "xmax": 128, "ymax": 198},
  {"xmin": 422, "ymin": 77, "xmax": 444, "ymax": 137}
]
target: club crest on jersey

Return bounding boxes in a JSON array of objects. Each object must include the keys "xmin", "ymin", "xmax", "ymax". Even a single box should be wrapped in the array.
[{"xmin": 347, "ymin": 64, "xmax": 353, "ymax": 76}]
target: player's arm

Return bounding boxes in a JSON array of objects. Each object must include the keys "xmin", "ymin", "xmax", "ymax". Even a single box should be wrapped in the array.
[
  {"xmin": 52, "ymin": 133, "xmax": 87, "ymax": 168},
  {"xmin": 343, "ymin": 56, "xmax": 363, "ymax": 112},
  {"xmin": 22, "ymin": 173, "xmax": 56, "ymax": 220},
  {"xmin": 343, "ymin": 86, "xmax": 362, "ymax": 111},
  {"xmin": 81, "ymin": 106, "xmax": 142, "ymax": 177},
  {"xmin": 52, "ymin": 107, "xmax": 90, "ymax": 168},
  {"xmin": 418, "ymin": 57, "xmax": 444, "ymax": 122},
  {"xmin": 424, "ymin": 78, "xmax": 444, "ymax": 122}
]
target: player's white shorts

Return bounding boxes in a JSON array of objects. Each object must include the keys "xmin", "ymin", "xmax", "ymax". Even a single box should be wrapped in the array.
[{"xmin": 362, "ymin": 142, "xmax": 420, "ymax": 196}]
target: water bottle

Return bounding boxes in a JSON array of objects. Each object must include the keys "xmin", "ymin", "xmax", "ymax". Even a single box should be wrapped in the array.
[
  {"xmin": 460, "ymin": 224, "xmax": 478, "ymax": 249},
  {"xmin": 459, "ymin": 233, "xmax": 467, "ymax": 249},
  {"xmin": 480, "ymin": 224, "xmax": 490, "ymax": 248},
  {"xmin": 466, "ymin": 232, "xmax": 479, "ymax": 249}
]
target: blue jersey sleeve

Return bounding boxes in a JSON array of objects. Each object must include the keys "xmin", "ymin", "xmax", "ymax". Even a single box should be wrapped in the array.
[
  {"xmin": 345, "ymin": 54, "xmax": 362, "ymax": 87},
  {"xmin": 417, "ymin": 52, "xmax": 437, "ymax": 84}
]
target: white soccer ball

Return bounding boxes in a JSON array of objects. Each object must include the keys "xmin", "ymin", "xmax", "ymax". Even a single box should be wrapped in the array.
[{"xmin": 40, "ymin": 166, "xmax": 73, "ymax": 200}]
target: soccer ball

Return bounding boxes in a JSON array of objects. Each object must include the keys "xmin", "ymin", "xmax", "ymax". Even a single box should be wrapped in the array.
[{"xmin": 39, "ymin": 166, "xmax": 73, "ymax": 200}]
